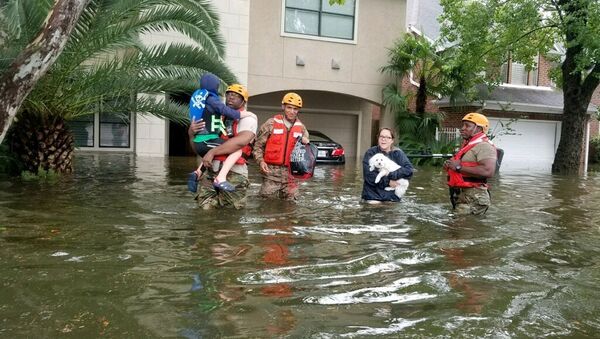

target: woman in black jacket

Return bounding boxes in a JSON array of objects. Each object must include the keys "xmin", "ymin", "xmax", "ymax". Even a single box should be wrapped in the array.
[{"xmin": 361, "ymin": 128, "xmax": 414, "ymax": 203}]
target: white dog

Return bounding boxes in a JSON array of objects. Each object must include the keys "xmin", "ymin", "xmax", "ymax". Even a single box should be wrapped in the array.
[{"xmin": 368, "ymin": 153, "xmax": 410, "ymax": 198}]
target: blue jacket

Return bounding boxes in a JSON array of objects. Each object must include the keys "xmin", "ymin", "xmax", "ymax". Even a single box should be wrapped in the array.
[
  {"xmin": 191, "ymin": 73, "xmax": 241, "ymax": 142},
  {"xmin": 361, "ymin": 146, "xmax": 414, "ymax": 202}
]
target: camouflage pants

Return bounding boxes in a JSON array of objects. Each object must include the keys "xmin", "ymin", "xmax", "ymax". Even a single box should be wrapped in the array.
[
  {"xmin": 259, "ymin": 165, "xmax": 299, "ymax": 201},
  {"xmin": 450, "ymin": 186, "xmax": 491, "ymax": 216},
  {"xmin": 196, "ymin": 169, "xmax": 249, "ymax": 209}
]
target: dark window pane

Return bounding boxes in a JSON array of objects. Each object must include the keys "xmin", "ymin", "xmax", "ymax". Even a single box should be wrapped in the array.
[
  {"xmin": 99, "ymin": 113, "xmax": 130, "ymax": 148},
  {"xmin": 287, "ymin": 0, "xmax": 319, "ymax": 10},
  {"xmin": 321, "ymin": 14, "xmax": 353, "ymax": 39},
  {"xmin": 285, "ymin": 8, "xmax": 319, "ymax": 35},
  {"xmin": 69, "ymin": 115, "xmax": 94, "ymax": 147},
  {"xmin": 285, "ymin": 0, "xmax": 355, "ymax": 40}
]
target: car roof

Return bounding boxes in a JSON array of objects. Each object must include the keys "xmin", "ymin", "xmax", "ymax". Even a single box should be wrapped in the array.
[{"xmin": 308, "ymin": 130, "xmax": 331, "ymax": 139}]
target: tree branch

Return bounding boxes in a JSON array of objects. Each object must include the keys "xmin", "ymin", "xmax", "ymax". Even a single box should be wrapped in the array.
[{"xmin": 582, "ymin": 63, "xmax": 600, "ymax": 98}]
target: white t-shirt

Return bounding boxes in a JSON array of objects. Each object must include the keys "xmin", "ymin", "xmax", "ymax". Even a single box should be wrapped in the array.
[{"xmin": 212, "ymin": 111, "xmax": 258, "ymax": 177}]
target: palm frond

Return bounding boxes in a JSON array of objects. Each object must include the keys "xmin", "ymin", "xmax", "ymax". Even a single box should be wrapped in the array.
[{"xmin": 3, "ymin": 0, "xmax": 235, "ymax": 125}]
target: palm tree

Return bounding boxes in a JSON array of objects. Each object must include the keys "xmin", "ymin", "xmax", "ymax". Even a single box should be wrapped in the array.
[
  {"xmin": 0, "ymin": 0, "xmax": 236, "ymax": 174},
  {"xmin": 381, "ymin": 33, "xmax": 447, "ymax": 149}
]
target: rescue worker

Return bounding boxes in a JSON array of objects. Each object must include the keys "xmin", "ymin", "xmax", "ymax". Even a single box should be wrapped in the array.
[
  {"xmin": 188, "ymin": 84, "xmax": 258, "ymax": 209},
  {"xmin": 253, "ymin": 92, "xmax": 310, "ymax": 200},
  {"xmin": 443, "ymin": 112, "xmax": 497, "ymax": 215}
]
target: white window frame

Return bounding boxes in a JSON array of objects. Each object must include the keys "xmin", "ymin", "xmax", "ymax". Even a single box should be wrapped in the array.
[
  {"xmin": 73, "ymin": 112, "xmax": 135, "ymax": 152},
  {"xmin": 501, "ymin": 55, "xmax": 540, "ymax": 87},
  {"xmin": 280, "ymin": 0, "xmax": 359, "ymax": 45}
]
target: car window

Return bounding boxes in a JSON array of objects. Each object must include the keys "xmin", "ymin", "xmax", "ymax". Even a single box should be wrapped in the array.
[{"xmin": 308, "ymin": 131, "xmax": 333, "ymax": 142}]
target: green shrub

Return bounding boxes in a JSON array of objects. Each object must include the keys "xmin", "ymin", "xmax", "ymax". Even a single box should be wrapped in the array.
[{"xmin": 589, "ymin": 136, "xmax": 600, "ymax": 164}]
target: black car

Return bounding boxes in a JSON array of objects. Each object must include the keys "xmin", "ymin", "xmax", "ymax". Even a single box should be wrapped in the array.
[{"xmin": 308, "ymin": 130, "xmax": 345, "ymax": 164}]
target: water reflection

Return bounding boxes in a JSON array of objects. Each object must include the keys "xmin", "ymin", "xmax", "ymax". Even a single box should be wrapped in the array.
[{"xmin": 1, "ymin": 153, "xmax": 600, "ymax": 337}]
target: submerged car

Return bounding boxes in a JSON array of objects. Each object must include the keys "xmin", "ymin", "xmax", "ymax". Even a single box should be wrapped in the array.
[{"xmin": 308, "ymin": 130, "xmax": 345, "ymax": 164}]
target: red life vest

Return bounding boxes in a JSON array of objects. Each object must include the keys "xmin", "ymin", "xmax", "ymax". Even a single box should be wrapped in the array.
[
  {"xmin": 264, "ymin": 115, "xmax": 305, "ymax": 166},
  {"xmin": 214, "ymin": 119, "xmax": 252, "ymax": 165},
  {"xmin": 447, "ymin": 132, "xmax": 495, "ymax": 188}
]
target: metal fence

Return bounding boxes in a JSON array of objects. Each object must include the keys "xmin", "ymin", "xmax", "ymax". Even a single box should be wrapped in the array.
[{"xmin": 435, "ymin": 127, "xmax": 460, "ymax": 143}]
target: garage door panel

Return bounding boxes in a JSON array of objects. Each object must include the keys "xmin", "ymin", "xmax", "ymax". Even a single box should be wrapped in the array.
[
  {"xmin": 489, "ymin": 118, "xmax": 561, "ymax": 172},
  {"xmin": 250, "ymin": 109, "xmax": 358, "ymax": 159},
  {"xmin": 301, "ymin": 113, "xmax": 358, "ymax": 159}
]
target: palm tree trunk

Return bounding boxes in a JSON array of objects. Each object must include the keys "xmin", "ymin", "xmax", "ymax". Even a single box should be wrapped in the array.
[
  {"xmin": 416, "ymin": 75, "xmax": 427, "ymax": 115},
  {"xmin": 9, "ymin": 111, "xmax": 74, "ymax": 174}
]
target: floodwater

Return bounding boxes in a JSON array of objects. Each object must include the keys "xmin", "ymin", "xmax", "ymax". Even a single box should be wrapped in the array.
[{"xmin": 1, "ymin": 153, "xmax": 600, "ymax": 338}]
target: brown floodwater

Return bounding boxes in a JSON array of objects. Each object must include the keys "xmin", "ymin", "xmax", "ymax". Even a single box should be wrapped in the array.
[{"xmin": 1, "ymin": 153, "xmax": 599, "ymax": 337}]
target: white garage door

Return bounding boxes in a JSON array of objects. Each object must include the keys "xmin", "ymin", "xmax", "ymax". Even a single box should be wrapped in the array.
[
  {"xmin": 251, "ymin": 109, "xmax": 359, "ymax": 159},
  {"xmin": 488, "ymin": 118, "xmax": 561, "ymax": 172}
]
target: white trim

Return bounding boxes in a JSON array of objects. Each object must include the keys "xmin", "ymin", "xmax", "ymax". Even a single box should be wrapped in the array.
[
  {"xmin": 280, "ymin": 0, "xmax": 359, "ymax": 45},
  {"xmin": 484, "ymin": 101, "xmax": 563, "ymax": 114},
  {"xmin": 584, "ymin": 120, "xmax": 590, "ymax": 174},
  {"xmin": 75, "ymin": 112, "xmax": 135, "ymax": 152},
  {"xmin": 499, "ymin": 83, "xmax": 554, "ymax": 91}
]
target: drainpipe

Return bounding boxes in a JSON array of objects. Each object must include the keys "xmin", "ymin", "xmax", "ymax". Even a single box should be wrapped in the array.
[{"xmin": 584, "ymin": 119, "xmax": 590, "ymax": 175}]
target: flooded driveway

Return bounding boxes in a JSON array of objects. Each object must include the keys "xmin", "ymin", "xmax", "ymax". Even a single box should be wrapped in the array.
[{"xmin": 1, "ymin": 153, "xmax": 600, "ymax": 337}]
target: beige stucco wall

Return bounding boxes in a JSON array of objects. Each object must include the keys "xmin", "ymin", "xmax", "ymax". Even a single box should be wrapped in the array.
[{"xmin": 248, "ymin": 0, "xmax": 405, "ymax": 104}]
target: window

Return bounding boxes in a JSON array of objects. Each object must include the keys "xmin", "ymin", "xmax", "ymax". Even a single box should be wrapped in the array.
[
  {"xmin": 500, "ymin": 57, "xmax": 539, "ymax": 86},
  {"xmin": 284, "ymin": 0, "xmax": 356, "ymax": 41},
  {"xmin": 68, "ymin": 96, "xmax": 133, "ymax": 150},
  {"xmin": 71, "ymin": 115, "xmax": 95, "ymax": 147},
  {"xmin": 99, "ymin": 112, "xmax": 130, "ymax": 148}
]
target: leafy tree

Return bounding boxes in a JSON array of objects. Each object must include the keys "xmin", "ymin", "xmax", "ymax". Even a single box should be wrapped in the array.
[
  {"xmin": 439, "ymin": 0, "xmax": 600, "ymax": 174},
  {"xmin": 0, "ymin": 0, "xmax": 235, "ymax": 174}
]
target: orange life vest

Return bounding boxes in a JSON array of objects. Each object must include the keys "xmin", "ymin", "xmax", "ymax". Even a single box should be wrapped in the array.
[
  {"xmin": 264, "ymin": 115, "xmax": 305, "ymax": 166},
  {"xmin": 214, "ymin": 119, "xmax": 252, "ymax": 165},
  {"xmin": 447, "ymin": 132, "xmax": 495, "ymax": 188}
]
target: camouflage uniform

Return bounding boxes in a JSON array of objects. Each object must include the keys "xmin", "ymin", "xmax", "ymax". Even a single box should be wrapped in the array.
[
  {"xmin": 196, "ymin": 166, "xmax": 250, "ymax": 210},
  {"xmin": 258, "ymin": 164, "xmax": 299, "ymax": 200},
  {"xmin": 451, "ymin": 187, "xmax": 491, "ymax": 216},
  {"xmin": 195, "ymin": 112, "xmax": 257, "ymax": 209},
  {"xmin": 253, "ymin": 117, "xmax": 309, "ymax": 201}
]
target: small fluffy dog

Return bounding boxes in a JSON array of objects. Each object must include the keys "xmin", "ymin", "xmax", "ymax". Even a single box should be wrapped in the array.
[{"xmin": 368, "ymin": 153, "xmax": 410, "ymax": 198}]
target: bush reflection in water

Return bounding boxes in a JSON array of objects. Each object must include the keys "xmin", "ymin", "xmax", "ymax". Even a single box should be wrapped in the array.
[{"xmin": 1, "ymin": 153, "xmax": 600, "ymax": 338}]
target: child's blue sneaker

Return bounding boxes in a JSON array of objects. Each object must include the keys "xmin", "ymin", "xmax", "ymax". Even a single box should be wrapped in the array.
[
  {"xmin": 187, "ymin": 171, "xmax": 200, "ymax": 193},
  {"xmin": 213, "ymin": 179, "xmax": 236, "ymax": 192}
]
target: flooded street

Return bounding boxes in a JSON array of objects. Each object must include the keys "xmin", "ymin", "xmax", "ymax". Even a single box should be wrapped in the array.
[{"xmin": 1, "ymin": 153, "xmax": 600, "ymax": 337}]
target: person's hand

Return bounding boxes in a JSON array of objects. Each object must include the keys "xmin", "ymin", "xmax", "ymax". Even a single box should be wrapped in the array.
[
  {"xmin": 188, "ymin": 119, "xmax": 205, "ymax": 137},
  {"xmin": 301, "ymin": 137, "xmax": 309, "ymax": 144},
  {"xmin": 444, "ymin": 159, "xmax": 460, "ymax": 171},
  {"xmin": 389, "ymin": 180, "xmax": 399, "ymax": 188},
  {"xmin": 259, "ymin": 161, "xmax": 270, "ymax": 174},
  {"xmin": 202, "ymin": 149, "xmax": 215, "ymax": 168}
]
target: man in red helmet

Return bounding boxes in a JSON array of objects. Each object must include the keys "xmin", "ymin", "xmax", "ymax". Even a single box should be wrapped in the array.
[
  {"xmin": 443, "ymin": 112, "xmax": 497, "ymax": 215},
  {"xmin": 253, "ymin": 92, "xmax": 310, "ymax": 200}
]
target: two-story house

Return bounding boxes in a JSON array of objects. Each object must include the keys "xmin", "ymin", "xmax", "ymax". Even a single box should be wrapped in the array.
[
  {"xmin": 72, "ymin": 0, "xmax": 408, "ymax": 162},
  {"xmin": 404, "ymin": 0, "xmax": 600, "ymax": 172}
]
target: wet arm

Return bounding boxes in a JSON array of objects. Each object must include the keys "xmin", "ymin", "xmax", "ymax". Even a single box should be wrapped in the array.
[
  {"xmin": 302, "ymin": 128, "xmax": 310, "ymax": 144},
  {"xmin": 459, "ymin": 158, "xmax": 496, "ymax": 178}
]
